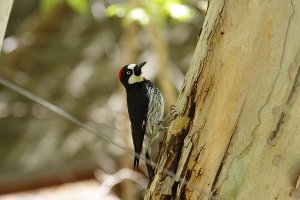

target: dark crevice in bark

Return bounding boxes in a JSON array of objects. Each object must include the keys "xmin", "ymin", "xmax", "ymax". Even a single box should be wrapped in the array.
[
  {"xmin": 287, "ymin": 64, "xmax": 300, "ymax": 104},
  {"xmin": 162, "ymin": 61, "xmax": 205, "ymax": 197},
  {"xmin": 193, "ymin": 144, "xmax": 205, "ymax": 162},
  {"xmin": 179, "ymin": 169, "xmax": 192, "ymax": 200},
  {"xmin": 168, "ymin": 134, "xmax": 186, "ymax": 172},
  {"xmin": 268, "ymin": 64, "xmax": 299, "ymax": 146},
  {"xmin": 187, "ymin": 76, "xmax": 200, "ymax": 119},
  {"xmin": 176, "ymin": 144, "xmax": 194, "ymax": 197},
  {"xmin": 161, "ymin": 195, "xmax": 172, "ymax": 200},
  {"xmin": 197, "ymin": 76, "xmax": 215, "ymax": 105},
  {"xmin": 268, "ymin": 112, "xmax": 286, "ymax": 146},
  {"xmin": 168, "ymin": 79, "xmax": 199, "ymax": 197},
  {"xmin": 185, "ymin": 169, "xmax": 192, "ymax": 182}
]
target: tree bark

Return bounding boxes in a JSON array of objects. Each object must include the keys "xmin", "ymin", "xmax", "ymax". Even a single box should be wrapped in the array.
[
  {"xmin": 145, "ymin": 0, "xmax": 300, "ymax": 199},
  {"xmin": 0, "ymin": 0, "xmax": 14, "ymax": 52}
]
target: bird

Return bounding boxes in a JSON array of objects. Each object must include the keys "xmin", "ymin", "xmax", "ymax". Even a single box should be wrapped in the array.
[{"xmin": 119, "ymin": 61, "xmax": 164, "ymax": 181}]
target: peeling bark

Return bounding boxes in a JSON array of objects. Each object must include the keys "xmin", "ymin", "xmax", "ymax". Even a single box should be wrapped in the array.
[{"xmin": 145, "ymin": 0, "xmax": 300, "ymax": 199}]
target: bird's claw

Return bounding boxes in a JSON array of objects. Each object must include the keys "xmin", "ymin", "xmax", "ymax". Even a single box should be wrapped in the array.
[
  {"xmin": 159, "ymin": 126, "xmax": 168, "ymax": 133},
  {"xmin": 156, "ymin": 120, "xmax": 162, "ymax": 125},
  {"xmin": 169, "ymin": 105, "xmax": 179, "ymax": 120}
]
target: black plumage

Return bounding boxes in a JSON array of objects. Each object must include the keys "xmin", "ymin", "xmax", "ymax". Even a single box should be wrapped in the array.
[
  {"xmin": 126, "ymin": 81, "xmax": 150, "ymax": 171},
  {"xmin": 119, "ymin": 62, "xmax": 164, "ymax": 181}
]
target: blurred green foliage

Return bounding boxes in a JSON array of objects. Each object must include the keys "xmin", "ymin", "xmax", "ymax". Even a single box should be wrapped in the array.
[
  {"xmin": 40, "ymin": 0, "xmax": 194, "ymax": 22},
  {"xmin": 106, "ymin": 0, "xmax": 195, "ymax": 25},
  {"xmin": 41, "ymin": 0, "xmax": 89, "ymax": 15},
  {"xmin": 40, "ymin": 0, "xmax": 59, "ymax": 13},
  {"xmin": 67, "ymin": 0, "xmax": 89, "ymax": 15}
]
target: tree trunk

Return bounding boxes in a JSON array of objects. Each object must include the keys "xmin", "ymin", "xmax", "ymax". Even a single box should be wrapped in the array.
[
  {"xmin": 145, "ymin": 0, "xmax": 300, "ymax": 199},
  {"xmin": 0, "ymin": 0, "xmax": 14, "ymax": 51}
]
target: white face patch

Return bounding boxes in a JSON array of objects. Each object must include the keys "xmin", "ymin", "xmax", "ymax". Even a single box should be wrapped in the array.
[
  {"xmin": 128, "ymin": 63, "xmax": 143, "ymax": 84},
  {"xmin": 127, "ymin": 64, "xmax": 136, "ymax": 70}
]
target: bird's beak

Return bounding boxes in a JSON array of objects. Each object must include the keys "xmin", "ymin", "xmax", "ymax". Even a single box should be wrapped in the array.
[
  {"xmin": 134, "ymin": 61, "xmax": 146, "ymax": 76},
  {"xmin": 137, "ymin": 61, "xmax": 147, "ymax": 70}
]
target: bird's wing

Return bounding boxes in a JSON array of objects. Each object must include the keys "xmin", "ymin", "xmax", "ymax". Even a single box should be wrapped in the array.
[
  {"xmin": 127, "ymin": 86, "xmax": 149, "ymax": 171},
  {"xmin": 144, "ymin": 81, "xmax": 164, "ymax": 141}
]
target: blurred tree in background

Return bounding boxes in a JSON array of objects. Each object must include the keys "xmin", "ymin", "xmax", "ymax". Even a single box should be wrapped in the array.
[{"xmin": 0, "ymin": 0, "xmax": 207, "ymax": 199}]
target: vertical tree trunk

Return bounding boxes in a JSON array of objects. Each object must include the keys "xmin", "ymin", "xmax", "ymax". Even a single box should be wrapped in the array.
[
  {"xmin": 0, "ymin": 0, "xmax": 13, "ymax": 51},
  {"xmin": 145, "ymin": 0, "xmax": 300, "ymax": 199}
]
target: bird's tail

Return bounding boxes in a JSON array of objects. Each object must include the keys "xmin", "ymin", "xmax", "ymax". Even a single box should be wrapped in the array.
[
  {"xmin": 145, "ymin": 151, "xmax": 154, "ymax": 181},
  {"xmin": 134, "ymin": 153, "xmax": 139, "ymax": 171}
]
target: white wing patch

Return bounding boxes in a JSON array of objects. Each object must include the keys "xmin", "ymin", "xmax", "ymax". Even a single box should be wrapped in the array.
[{"xmin": 142, "ymin": 85, "xmax": 164, "ymax": 156}]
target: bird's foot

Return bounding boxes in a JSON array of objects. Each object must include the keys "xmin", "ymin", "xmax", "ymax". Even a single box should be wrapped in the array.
[
  {"xmin": 156, "ymin": 105, "xmax": 179, "ymax": 132},
  {"xmin": 159, "ymin": 126, "xmax": 168, "ymax": 133},
  {"xmin": 169, "ymin": 105, "xmax": 179, "ymax": 121},
  {"xmin": 156, "ymin": 120, "xmax": 162, "ymax": 126}
]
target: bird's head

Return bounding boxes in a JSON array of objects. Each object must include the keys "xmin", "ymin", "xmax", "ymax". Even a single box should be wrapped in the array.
[{"xmin": 119, "ymin": 61, "xmax": 147, "ymax": 87}]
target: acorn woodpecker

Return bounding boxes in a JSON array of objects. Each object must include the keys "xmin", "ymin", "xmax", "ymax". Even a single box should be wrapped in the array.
[{"xmin": 119, "ymin": 61, "xmax": 164, "ymax": 181}]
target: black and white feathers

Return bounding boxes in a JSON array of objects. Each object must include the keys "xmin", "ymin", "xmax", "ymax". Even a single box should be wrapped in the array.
[{"xmin": 119, "ymin": 62, "xmax": 164, "ymax": 180}]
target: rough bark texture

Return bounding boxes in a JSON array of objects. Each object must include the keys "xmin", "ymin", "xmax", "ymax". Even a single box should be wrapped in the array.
[
  {"xmin": 0, "ymin": 0, "xmax": 13, "ymax": 51},
  {"xmin": 145, "ymin": 0, "xmax": 300, "ymax": 199}
]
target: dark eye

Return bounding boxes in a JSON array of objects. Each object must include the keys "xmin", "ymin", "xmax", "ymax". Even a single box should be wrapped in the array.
[{"xmin": 127, "ymin": 71, "xmax": 131, "ymax": 75}]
